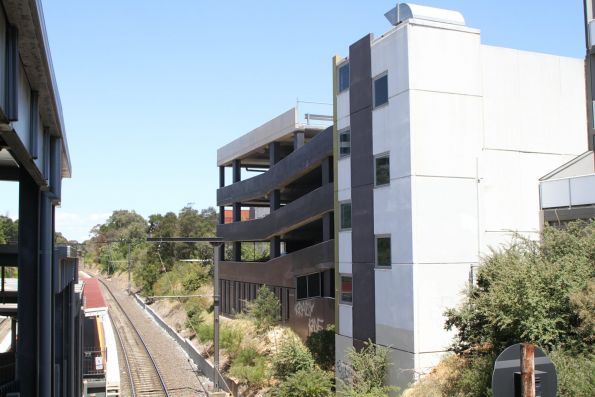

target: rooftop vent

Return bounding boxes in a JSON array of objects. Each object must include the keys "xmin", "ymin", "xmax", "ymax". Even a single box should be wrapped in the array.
[{"xmin": 385, "ymin": 3, "xmax": 465, "ymax": 26}]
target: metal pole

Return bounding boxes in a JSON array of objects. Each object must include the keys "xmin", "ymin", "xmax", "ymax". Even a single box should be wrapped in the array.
[
  {"xmin": 211, "ymin": 242, "xmax": 222, "ymax": 391},
  {"xmin": 127, "ymin": 242, "xmax": 131, "ymax": 295},
  {"xmin": 521, "ymin": 343, "xmax": 535, "ymax": 397}
]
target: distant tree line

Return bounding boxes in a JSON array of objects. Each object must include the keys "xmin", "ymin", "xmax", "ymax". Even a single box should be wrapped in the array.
[
  {"xmin": 0, "ymin": 216, "xmax": 18, "ymax": 244},
  {"xmin": 84, "ymin": 205, "xmax": 218, "ymax": 293}
]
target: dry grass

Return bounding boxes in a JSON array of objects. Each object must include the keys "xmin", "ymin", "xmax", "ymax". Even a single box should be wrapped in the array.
[{"xmin": 402, "ymin": 354, "xmax": 464, "ymax": 397}]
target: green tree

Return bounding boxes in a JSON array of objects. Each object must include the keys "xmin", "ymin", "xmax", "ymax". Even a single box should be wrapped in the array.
[
  {"xmin": 147, "ymin": 212, "xmax": 178, "ymax": 270},
  {"xmin": 0, "ymin": 216, "xmax": 18, "ymax": 244},
  {"xmin": 246, "ymin": 285, "xmax": 281, "ymax": 333},
  {"xmin": 445, "ymin": 221, "xmax": 594, "ymax": 355},
  {"xmin": 440, "ymin": 220, "xmax": 595, "ymax": 397},
  {"xmin": 306, "ymin": 325, "xmax": 336, "ymax": 370}
]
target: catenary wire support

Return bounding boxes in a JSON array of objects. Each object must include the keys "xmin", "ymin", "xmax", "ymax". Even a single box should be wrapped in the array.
[{"xmin": 146, "ymin": 236, "xmax": 226, "ymax": 392}]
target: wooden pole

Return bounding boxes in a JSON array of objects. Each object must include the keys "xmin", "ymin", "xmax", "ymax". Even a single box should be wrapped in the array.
[{"xmin": 521, "ymin": 343, "xmax": 535, "ymax": 397}]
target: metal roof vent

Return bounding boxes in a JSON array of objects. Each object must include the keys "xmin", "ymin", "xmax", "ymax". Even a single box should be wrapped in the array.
[{"xmin": 385, "ymin": 3, "xmax": 465, "ymax": 26}]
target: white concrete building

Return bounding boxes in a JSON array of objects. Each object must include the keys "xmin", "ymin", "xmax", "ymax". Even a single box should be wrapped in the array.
[{"xmin": 332, "ymin": 3, "xmax": 588, "ymax": 390}]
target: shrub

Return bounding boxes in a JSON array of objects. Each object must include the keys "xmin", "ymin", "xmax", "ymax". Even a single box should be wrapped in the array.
[
  {"xmin": 549, "ymin": 349, "xmax": 595, "ymax": 397},
  {"xmin": 440, "ymin": 353, "xmax": 495, "ymax": 397},
  {"xmin": 445, "ymin": 221, "xmax": 595, "ymax": 355},
  {"xmin": 220, "ymin": 325, "xmax": 243, "ymax": 358},
  {"xmin": 196, "ymin": 321, "xmax": 214, "ymax": 342},
  {"xmin": 245, "ymin": 285, "xmax": 281, "ymax": 333},
  {"xmin": 267, "ymin": 367, "xmax": 334, "ymax": 397},
  {"xmin": 182, "ymin": 264, "xmax": 211, "ymax": 292},
  {"xmin": 272, "ymin": 335, "xmax": 316, "ymax": 380},
  {"xmin": 338, "ymin": 340, "xmax": 397, "ymax": 397},
  {"xmin": 229, "ymin": 347, "xmax": 268, "ymax": 387},
  {"xmin": 306, "ymin": 325, "xmax": 336, "ymax": 370},
  {"xmin": 133, "ymin": 261, "xmax": 161, "ymax": 294}
]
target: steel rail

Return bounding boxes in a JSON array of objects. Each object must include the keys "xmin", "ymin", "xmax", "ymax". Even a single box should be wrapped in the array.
[
  {"xmin": 98, "ymin": 277, "xmax": 171, "ymax": 397},
  {"xmin": 108, "ymin": 310, "xmax": 136, "ymax": 397}
]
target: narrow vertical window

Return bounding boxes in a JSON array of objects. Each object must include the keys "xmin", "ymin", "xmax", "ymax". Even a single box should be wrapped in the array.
[
  {"xmin": 340, "ymin": 202, "xmax": 351, "ymax": 230},
  {"xmin": 338, "ymin": 62, "xmax": 350, "ymax": 92},
  {"xmin": 373, "ymin": 73, "xmax": 388, "ymax": 108},
  {"xmin": 297, "ymin": 276, "xmax": 307, "ymax": 300},
  {"xmin": 376, "ymin": 236, "xmax": 391, "ymax": 267},
  {"xmin": 339, "ymin": 129, "xmax": 351, "ymax": 157},
  {"xmin": 375, "ymin": 154, "xmax": 390, "ymax": 186},
  {"xmin": 340, "ymin": 276, "xmax": 353, "ymax": 303}
]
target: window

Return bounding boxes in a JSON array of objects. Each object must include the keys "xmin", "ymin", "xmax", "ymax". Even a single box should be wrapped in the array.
[
  {"xmin": 340, "ymin": 202, "xmax": 352, "ymax": 230},
  {"xmin": 339, "ymin": 129, "xmax": 351, "ymax": 157},
  {"xmin": 376, "ymin": 236, "xmax": 391, "ymax": 267},
  {"xmin": 375, "ymin": 154, "xmax": 390, "ymax": 186},
  {"xmin": 373, "ymin": 73, "xmax": 388, "ymax": 108},
  {"xmin": 297, "ymin": 276, "xmax": 307, "ymax": 299},
  {"xmin": 297, "ymin": 272, "xmax": 321, "ymax": 300},
  {"xmin": 338, "ymin": 63, "xmax": 350, "ymax": 92},
  {"xmin": 340, "ymin": 276, "xmax": 352, "ymax": 303}
]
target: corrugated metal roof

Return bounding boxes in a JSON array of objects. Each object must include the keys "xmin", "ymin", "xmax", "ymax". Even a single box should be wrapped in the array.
[{"xmin": 83, "ymin": 278, "xmax": 106, "ymax": 311}]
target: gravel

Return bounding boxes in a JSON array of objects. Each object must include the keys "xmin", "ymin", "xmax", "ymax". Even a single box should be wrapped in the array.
[{"xmin": 101, "ymin": 277, "xmax": 211, "ymax": 397}]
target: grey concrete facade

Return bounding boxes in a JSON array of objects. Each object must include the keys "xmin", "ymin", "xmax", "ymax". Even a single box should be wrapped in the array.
[{"xmin": 349, "ymin": 34, "xmax": 376, "ymax": 346}]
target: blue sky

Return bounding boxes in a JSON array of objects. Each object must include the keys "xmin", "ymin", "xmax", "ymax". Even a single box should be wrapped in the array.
[{"xmin": 0, "ymin": 1, "xmax": 586, "ymax": 241}]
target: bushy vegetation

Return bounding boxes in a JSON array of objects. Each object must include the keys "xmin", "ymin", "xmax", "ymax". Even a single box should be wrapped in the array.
[
  {"xmin": 0, "ymin": 216, "xmax": 18, "ymax": 244},
  {"xmin": 407, "ymin": 220, "xmax": 594, "ymax": 397},
  {"xmin": 272, "ymin": 334, "xmax": 316, "ymax": 380},
  {"xmin": 245, "ymin": 285, "xmax": 281, "ymax": 333},
  {"xmin": 338, "ymin": 340, "xmax": 397, "ymax": 397},
  {"xmin": 229, "ymin": 347, "xmax": 269, "ymax": 387},
  {"xmin": 267, "ymin": 367, "xmax": 334, "ymax": 397},
  {"xmin": 306, "ymin": 324, "xmax": 336, "ymax": 370},
  {"xmin": 85, "ymin": 206, "xmax": 217, "ymax": 294}
]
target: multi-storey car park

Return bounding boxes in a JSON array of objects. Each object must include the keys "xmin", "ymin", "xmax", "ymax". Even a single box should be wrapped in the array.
[
  {"xmin": 216, "ymin": 107, "xmax": 335, "ymax": 338},
  {"xmin": 332, "ymin": 3, "xmax": 589, "ymax": 390}
]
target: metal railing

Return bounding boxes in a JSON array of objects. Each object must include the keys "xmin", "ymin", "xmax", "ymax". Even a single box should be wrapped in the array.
[{"xmin": 82, "ymin": 348, "xmax": 106, "ymax": 377}]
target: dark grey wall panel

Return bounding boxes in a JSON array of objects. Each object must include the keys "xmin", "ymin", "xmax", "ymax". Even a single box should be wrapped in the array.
[
  {"xmin": 217, "ymin": 127, "xmax": 333, "ymax": 206},
  {"xmin": 219, "ymin": 240, "xmax": 334, "ymax": 288},
  {"xmin": 349, "ymin": 34, "xmax": 376, "ymax": 344},
  {"xmin": 217, "ymin": 183, "xmax": 333, "ymax": 241}
]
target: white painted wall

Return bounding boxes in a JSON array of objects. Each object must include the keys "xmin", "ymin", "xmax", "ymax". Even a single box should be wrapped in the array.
[
  {"xmin": 481, "ymin": 46, "xmax": 586, "ymax": 155},
  {"xmin": 338, "ymin": 304, "xmax": 353, "ymax": 338},
  {"xmin": 337, "ymin": 12, "xmax": 589, "ymax": 393},
  {"xmin": 337, "ymin": 90, "xmax": 350, "ymax": 130},
  {"xmin": 337, "ymin": 158, "xmax": 351, "ymax": 201},
  {"xmin": 338, "ymin": 230, "xmax": 352, "ymax": 274}
]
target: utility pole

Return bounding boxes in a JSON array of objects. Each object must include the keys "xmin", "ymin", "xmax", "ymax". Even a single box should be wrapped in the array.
[
  {"xmin": 145, "ymin": 236, "xmax": 225, "ymax": 392},
  {"xmin": 211, "ymin": 240, "xmax": 223, "ymax": 391},
  {"xmin": 127, "ymin": 241, "xmax": 131, "ymax": 295},
  {"xmin": 520, "ymin": 343, "xmax": 535, "ymax": 397},
  {"xmin": 584, "ymin": 0, "xmax": 595, "ymax": 152}
]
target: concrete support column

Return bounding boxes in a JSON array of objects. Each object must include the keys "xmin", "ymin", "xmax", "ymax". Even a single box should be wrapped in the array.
[
  {"xmin": 322, "ymin": 212, "xmax": 333, "ymax": 241},
  {"xmin": 293, "ymin": 131, "xmax": 305, "ymax": 150},
  {"xmin": 270, "ymin": 236, "xmax": 281, "ymax": 259},
  {"xmin": 17, "ymin": 168, "xmax": 40, "ymax": 397},
  {"xmin": 232, "ymin": 159, "xmax": 241, "ymax": 183},
  {"xmin": 269, "ymin": 141, "xmax": 280, "ymax": 165},
  {"xmin": 232, "ymin": 160, "xmax": 242, "ymax": 261},
  {"xmin": 218, "ymin": 166, "xmax": 226, "ymax": 259},
  {"xmin": 232, "ymin": 202, "xmax": 241, "ymax": 261},
  {"xmin": 321, "ymin": 156, "xmax": 333, "ymax": 185}
]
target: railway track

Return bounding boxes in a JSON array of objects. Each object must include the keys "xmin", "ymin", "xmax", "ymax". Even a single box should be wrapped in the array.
[{"xmin": 98, "ymin": 278, "xmax": 171, "ymax": 397}]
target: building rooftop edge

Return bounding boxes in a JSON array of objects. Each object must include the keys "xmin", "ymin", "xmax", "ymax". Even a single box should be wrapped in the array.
[{"xmin": 217, "ymin": 107, "xmax": 325, "ymax": 167}]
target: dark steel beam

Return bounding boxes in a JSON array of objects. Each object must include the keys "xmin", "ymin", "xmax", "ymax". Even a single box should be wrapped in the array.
[{"xmin": 17, "ymin": 167, "xmax": 40, "ymax": 397}]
